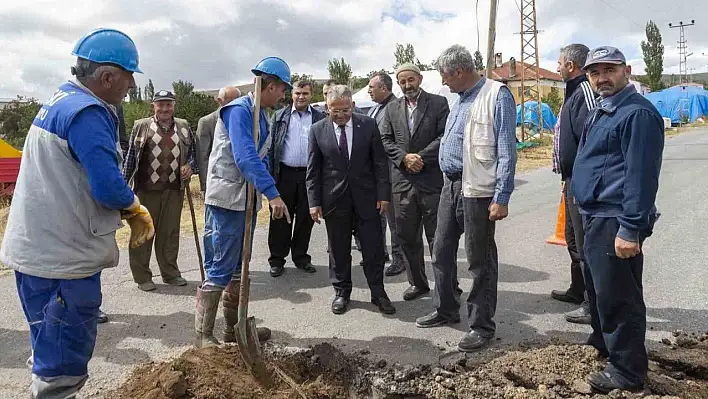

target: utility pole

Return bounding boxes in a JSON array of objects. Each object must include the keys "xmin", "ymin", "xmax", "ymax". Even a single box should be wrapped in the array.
[
  {"xmin": 519, "ymin": 0, "xmax": 543, "ymax": 141},
  {"xmin": 669, "ymin": 20, "xmax": 695, "ymax": 84},
  {"xmin": 485, "ymin": 0, "xmax": 498, "ymax": 79}
]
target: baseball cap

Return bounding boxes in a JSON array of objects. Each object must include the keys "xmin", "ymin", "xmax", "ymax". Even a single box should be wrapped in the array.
[
  {"xmin": 153, "ymin": 90, "xmax": 176, "ymax": 102},
  {"xmin": 583, "ymin": 46, "xmax": 627, "ymax": 70}
]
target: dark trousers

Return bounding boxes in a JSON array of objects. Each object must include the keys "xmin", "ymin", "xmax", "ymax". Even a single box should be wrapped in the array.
[
  {"xmin": 583, "ymin": 216, "xmax": 647, "ymax": 387},
  {"xmin": 324, "ymin": 193, "xmax": 386, "ymax": 299},
  {"xmin": 268, "ymin": 164, "xmax": 315, "ymax": 268},
  {"xmin": 431, "ymin": 177, "xmax": 498, "ymax": 337},
  {"xmin": 393, "ymin": 187, "xmax": 439, "ymax": 289},
  {"xmin": 353, "ymin": 205, "xmax": 406, "ymax": 264},
  {"xmin": 564, "ymin": 179, "xmax": 587, "ymax": 301}
]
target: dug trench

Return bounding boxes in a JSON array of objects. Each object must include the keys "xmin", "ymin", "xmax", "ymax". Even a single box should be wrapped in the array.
[{"xmin": 110, "ymin": 330, "xmax": 708, "ymax": 399}]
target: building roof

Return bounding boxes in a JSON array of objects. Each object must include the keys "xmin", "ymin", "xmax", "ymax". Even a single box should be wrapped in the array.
[{"xmin": 481, "ymin": 59, "xmax": 563, "ymax": 82}]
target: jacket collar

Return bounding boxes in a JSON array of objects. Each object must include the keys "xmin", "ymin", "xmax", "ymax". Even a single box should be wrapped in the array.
[
  {"xmin": 68, "ymin": 79, "xmax": 118, "ymax": 119},
  {"xmin": 598, "ymin": 83, "xmax": 637, "ymax": 114},
  {"xmin": 564, "ymin": 74, "xmax": 588, "ymax": 101}
]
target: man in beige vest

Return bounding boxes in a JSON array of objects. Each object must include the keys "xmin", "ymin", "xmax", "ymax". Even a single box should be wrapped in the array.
[
  {"xmin": 415, "ymin": 45, "xmax": 517, "ymax": 352},
  {"xmin": 196, "ymin": 86, "xmax": 241, "ymax": 191},
  {"xmin": 123, "ymin": 90, "xmax": 199, "ymax": 291}
]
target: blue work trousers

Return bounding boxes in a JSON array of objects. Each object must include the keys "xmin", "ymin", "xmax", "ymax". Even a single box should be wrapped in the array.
[
  {"xmin": 583, "ymin": 216, "xmax": 647, "ymax": 387},
  {"xmin": 16, "ymin": 271, "xmax": 102, "ymax": 398},
  {"xmin": 203, "ymin": 204, "xmax": 256, "ymax": 288}
]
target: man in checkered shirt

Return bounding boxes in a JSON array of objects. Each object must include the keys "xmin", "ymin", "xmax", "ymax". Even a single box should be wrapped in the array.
[{"xmin": 123, "ymin": 90, "xmax": 199, "ymax": 291}]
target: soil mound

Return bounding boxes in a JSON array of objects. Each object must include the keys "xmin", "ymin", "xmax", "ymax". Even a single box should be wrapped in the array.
[{"xmin": 110, "ymin": 331, "xmax": 708, "ymax": 399}]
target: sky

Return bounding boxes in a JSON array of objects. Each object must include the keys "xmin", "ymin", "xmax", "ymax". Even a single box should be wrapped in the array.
[{"xmin": 1, "ymin": 0, "xmax": 707, "ymax": 101}]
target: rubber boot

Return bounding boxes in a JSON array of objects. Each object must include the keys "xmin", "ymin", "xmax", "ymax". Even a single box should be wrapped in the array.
[
  {"xmin": 194, "ymin": 286, "xmax": 222, "ymax": 348},
  {"xmin": 222, "ymin": 279, "xmax": 272, "ymax": 343}
]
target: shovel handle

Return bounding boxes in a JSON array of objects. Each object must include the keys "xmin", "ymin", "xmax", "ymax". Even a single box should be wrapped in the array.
[
  {"xmin": 185, "ymin": 182, "xmax": 205, "ymax": 283},
  {"xmin": 238, "ymin": 75, "xmax": 263, "ymax": 322}
]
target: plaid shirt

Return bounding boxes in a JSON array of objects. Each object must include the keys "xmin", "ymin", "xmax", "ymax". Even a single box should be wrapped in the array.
[
  {"xmin": 439, "ymin": 77, "xmax": 517, "ymax": 205},
  {"xmin": 122, "ymin": 117, "xmax": 199, "ymax": 189}
]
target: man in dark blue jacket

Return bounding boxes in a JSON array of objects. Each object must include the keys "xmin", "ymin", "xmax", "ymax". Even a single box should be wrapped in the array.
[{"xmin": 572, "ymin": 46, "xmax": 663, "ymax": 394}]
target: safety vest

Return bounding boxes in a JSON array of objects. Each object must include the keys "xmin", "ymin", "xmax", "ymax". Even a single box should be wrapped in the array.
[{"xmin": 0, "ymin": 81, "xmax": 123, "ymax": 279}]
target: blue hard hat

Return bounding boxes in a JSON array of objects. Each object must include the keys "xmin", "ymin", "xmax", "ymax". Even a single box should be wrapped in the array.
[
  {"xmin": 72, "ymin": 28, "xmax": 142, "ymax": 73},
  {"xmin": 251, "ymin": 56, "xmax": 292, "ymax": 88}
]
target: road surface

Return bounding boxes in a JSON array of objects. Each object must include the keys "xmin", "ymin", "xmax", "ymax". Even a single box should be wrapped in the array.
[{"xmin": 1, "ymin": 127, "xmax": 706, "ymax": 398}]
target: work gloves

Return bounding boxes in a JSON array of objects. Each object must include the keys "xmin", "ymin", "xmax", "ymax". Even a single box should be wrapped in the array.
[{"xmin": 121, "ymin": 196, "xmax": 155, "ymax": 248}]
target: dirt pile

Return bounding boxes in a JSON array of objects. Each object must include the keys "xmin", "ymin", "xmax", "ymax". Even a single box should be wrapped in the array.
[{"xmin": 111, "ymin": 332, "xmax": 708, "ymax": 399}]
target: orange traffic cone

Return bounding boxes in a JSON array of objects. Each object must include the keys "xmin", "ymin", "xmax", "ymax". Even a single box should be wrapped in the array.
[{"xmin": 545, "ymin": 190, "xmax": 567, "ymax": 246}]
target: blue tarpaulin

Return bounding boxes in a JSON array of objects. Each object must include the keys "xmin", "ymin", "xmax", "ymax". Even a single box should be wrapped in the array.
[
  {"xmin": 645, "ymin": 85, "xmax": 708, "ymax": 124},
  {"xmin": 516, "ymin": 101, "xmax": 557, "ymax": 131}
]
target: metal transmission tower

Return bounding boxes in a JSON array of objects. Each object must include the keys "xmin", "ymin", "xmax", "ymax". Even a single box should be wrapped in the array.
[
  {"xmin": 519, "ymin": 0, "xmax": 543, "ymax": 141},
  {"xmin": 669, "ymin": 20, "xmax": 695, "ymax": 84}
]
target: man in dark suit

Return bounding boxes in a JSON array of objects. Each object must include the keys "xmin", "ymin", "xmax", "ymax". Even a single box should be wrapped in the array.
[
  {"xmin": 380, "ymin": 63, "xmax": 449, "ymax": 300},
  {"xmin": 306, "ymin": 84, "xmax": 395, "ymax": 315},
  {"xmin": 268, "ymin": 80, "xmax": 326, "ymax": 277}
]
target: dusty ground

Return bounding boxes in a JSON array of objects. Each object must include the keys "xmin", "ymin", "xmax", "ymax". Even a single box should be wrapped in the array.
[{"xmin": 112, "ymin": 330, "xmax": 708, "ymax": 399}]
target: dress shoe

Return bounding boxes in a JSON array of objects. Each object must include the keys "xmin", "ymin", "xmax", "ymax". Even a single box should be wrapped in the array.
[
  {"xmin": 138, "ymin": 280, "xmax": 156, "ymax": 291},
  {"xmin": 587, "ymin": 371, "xmax": 643, "ymax": 394},
  {"xmin": 384, "ymin": 262, "xmax": 405, "ymax": 276},
  {"xmin": 551, "ymin": 288, "xmax": 583, "ymax": 304},
  {"xmin": 371, "ymin": 297, "xmax": 396, "ymax": 314},
  {"xmin": 403, "ymin": 286, "xmax": 430, "ymax": 301},
  {"xmin": 97, "ymin": 310, "xmax": 108, "ymax": 324},
  {"xmin": 270, "ymin": 265, "xmax": 285, "ymax": 277},
  {"xmin": 331, "ymin": 296, "xmax": 349, "ymax": 314},
  {"xmin": 564, "ymin": 305, "xmax": 591, "ymax": 324},
  {"xmin": 415, "ymin": 311, "xmax": 460, "ymax": 328},
  {"xmin": 296, "ymin": 262, "xmax": 317, "ymax": 273},
  {"xmin": 457, "ymin": 330, "xmax": 491, "ymax": 352}
]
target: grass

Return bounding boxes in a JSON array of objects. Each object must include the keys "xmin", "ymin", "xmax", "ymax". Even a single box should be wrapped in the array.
[{"xmin": 516, "ymin": 133, "xmax": 554, "ymax": 173}]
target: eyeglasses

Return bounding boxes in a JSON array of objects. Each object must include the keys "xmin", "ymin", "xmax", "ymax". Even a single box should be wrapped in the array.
[{"xmin": 329, "ymin": 108, "xmax": 352, "ymax": 114}]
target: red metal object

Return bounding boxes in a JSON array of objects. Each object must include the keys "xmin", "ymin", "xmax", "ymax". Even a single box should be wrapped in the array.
[{"xmin": 0, "ymin": 157, "xmax": 21, "ymax": 196}]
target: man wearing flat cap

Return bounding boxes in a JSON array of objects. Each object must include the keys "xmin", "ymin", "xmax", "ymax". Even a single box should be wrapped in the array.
[
  {"xmin": 123, "ymin": 90, "xmax": 199, "ymax": 291},
  {"xmin": 379, "ymin": 63, "xmax": 449, "ymax": 300},
  {"xmin": 572, "ymin": 46, "xmax": 664, "ymax": 394}
]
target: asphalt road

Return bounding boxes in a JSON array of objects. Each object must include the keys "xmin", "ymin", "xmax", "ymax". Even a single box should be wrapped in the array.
[{"xmin": 1, "ymin": 128, "xmax": 707, "ymax": 398}]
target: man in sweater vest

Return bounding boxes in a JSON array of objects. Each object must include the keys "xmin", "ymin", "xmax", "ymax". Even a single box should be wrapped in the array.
[
  {"xmin": 416, "ymin": 45, "xmax": 517, "ymax": 352},
  {"xmin": 0, "ymin": 28, "xmax": 154, "ymax": 399},
  {"xmin": 550, "ymin": 44, "xmax": 598, "ymax": 325},
  {"xmin": 122, "ymin": 90, "xmax": 200, "ymax": 291}
]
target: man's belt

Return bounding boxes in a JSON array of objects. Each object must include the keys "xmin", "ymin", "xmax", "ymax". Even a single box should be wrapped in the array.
[{"xmin": 281, "ymin": 162, "xmax": 307, "ymax": 172}]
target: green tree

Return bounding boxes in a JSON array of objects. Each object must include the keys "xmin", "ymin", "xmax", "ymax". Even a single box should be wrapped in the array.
[
  {"xmin": 172, "ymin": 80, "xmax": 194, "ymax": 99},
  {"xmin": 144, "ymin": 79, "xmax": 155, "ymax": 102},
  {"xmin": 328, "ymin": 57, "xmax": 352, "ymax": 85},
  {"xmin": 122, "ymin": 100, "xmax": 153, "ymax": 131},
  {"xmin": 393, "ymin": 43, "xmax": 433, "ymax": 71},
  {"xmin": 0, "ymin": 96, "xmax": 42, "ymax": 149},
  {"xmin": 128, "ymin": 87, "xmax": 140, "ymax": 102},
  {"xmin": 474, "ymin": 50, "xmax": 485, "ymax": 71},
  {"xmin": 641, "ymin": 20, "xmax": 665, "ymax": 92},
  {"xmin": 349, "ymin": 76, "xmax": 369, "ymax": 92},
  {"xmin": 541, "ymin": 87, "xmax": 563, "ymax": 116}
]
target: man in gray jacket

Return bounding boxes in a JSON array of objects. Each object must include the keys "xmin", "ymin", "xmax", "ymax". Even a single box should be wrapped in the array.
[{"xmin": 196, "ymin": 86, "xmax": 241, "ymax": 191}]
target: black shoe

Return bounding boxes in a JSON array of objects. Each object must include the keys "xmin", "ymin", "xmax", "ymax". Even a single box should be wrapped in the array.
[
  {"xmin": 371, "ymin": 297, "xmax": 396, "ymax": 314},
  {"xmin": 384, "ymin": 263, "xmax": 405, "ymax": 276},
  {"xmin": 403, "ymin": 286, "xmax": 430, "ymax": 301},
  {"xmin": 458, "ymin": 330, "xmax": 491, "ymax": 352},
  {"xmin": 331, "ymin": 296, "xmax": 349, "ymax": 314},
  {"xmin": 296, "ymin": 262, "xmax": 316, "ymax": 273},
  {"xmin": 587, "ymin": 371, "xmax": 643, "ymax": 394},
  {"xmin": 415, "ymin": 311, "xmax": 460, "ymax": 328},
  {"xmin": 551, "ymin": 289, "xmax": 583, "ymax": 304},
  {"xmin": 564, "ymin": 305, "xmax": 591, "ymax": 324},
  {"xmin": 270, "ymin": 265, "xmax": 285, "ymax": 277},
  {"xmin": 97, "ymin": 310, "xmax": 108, "ymax": 324}
]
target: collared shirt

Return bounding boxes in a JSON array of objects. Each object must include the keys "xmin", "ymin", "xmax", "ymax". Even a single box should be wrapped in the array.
[
  {"xmin": 333, "ymin": 119, "xmax": 353, "ymax": 157},
  {"xmin": 439, "ymin": 77, "xmax": 517, "ymax": 205},
  {"xmin": 406, "ymin": 91, "xmax": 421, "ymax": 133},
  {"xmin": 281, "ymin": 105, "xmax": 313, "ymax": 167}
]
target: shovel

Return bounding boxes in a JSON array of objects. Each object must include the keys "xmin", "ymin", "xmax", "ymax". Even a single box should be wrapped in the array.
[
  {"xmin": 184, "ymin": 182, "xmax": 205, "ymax": 283},
  {"xmin": 235, "ymin": 75, "xmax": 272, "ymax": 388}
]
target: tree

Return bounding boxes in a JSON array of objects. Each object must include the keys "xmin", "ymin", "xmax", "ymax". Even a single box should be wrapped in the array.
[
  {"xmin": 328, "ymin": 57, "xmax": 352, "ymax": 85},
  {"xmin": 144, "ymin": 79, "xmax": 155, "ymax": 102},
  {"xmin": 541, "ymin": 87, "xmax": 563, "ymax": 116},
  {"xmin": 0, "ymin": 96, "xmax": 42, "ymax": 149},
  {"xmin": 474, "ymin": 50, "xmax": 485, "ymax": 71},
  {"xmin": 172, "ymin": 80, "xmax": 194, "ymax": 99},
  {"xmin": 128, "ymin": 87, "xmax": 140, "ymax": 102},
  {"xmin": 641, "ymin": 20, "xmax": 665, "ymax": 92},
  {"xmin": 122, "ymin": 101, "xmax": 152, "ymax": 131},
  {"xmin": 350, "ymin": 76, "xmax": 369, "ymax": 92},
  {"xmin": 393, "ymin": 43, "xmax": 433, "ymax": 71}
]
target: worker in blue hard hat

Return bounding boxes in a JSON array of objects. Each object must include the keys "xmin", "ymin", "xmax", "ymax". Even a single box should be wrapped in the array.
[
  {"xmin": 0, "ymin": 28, "xmax": 155, "ymax": 399},
  {"xmin": 195, "ymin": 56, "xmax": 292, "ymax": 348}
]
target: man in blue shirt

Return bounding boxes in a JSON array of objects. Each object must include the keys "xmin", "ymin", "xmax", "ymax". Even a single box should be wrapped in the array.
[
  {"xmin": 572, "ymin": 46, "xmax": 664, "ymax": 393},
  {"xmin": 415, "ymin": 45, "xmax": 517, "ymax": 352},
  {"xmin": 195, "ymin": 57, "xmax": 291, "ymax": 348}
]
